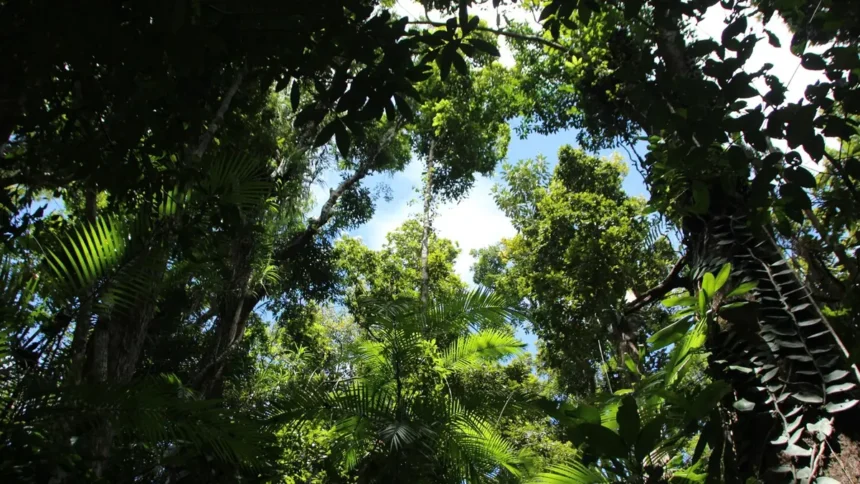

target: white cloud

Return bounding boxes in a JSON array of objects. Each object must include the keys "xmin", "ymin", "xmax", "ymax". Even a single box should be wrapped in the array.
[
  {"xmin": 696, "ymin": 6, "xmax": 830, "ymax": 172},
  {"xmin": 332, "ymin": 3, "xmax": 830, "ymax": 285},
  {"xmin": 434, "ymin": 175, "xmax": 515, "ymax": 284}
]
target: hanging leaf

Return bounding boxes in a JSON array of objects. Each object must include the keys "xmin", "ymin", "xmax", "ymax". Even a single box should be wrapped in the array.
[
  {"xmin": 733, "ymin": 398, "xmax": 755, "ymax": 412},
  {"xmin": 579, "ymin": 423, "xmax": 627, "ymax": 458},
  {"xmin": 792, "ymin": 392, "xmax": 824, "ymax": 404},
  {"xmin": 648, "ymin": 319, "xmax": 694, "ymax": 351},
  {"xmin": 290, "ymin": 81, "xmax": 301, "ymax": 110},
  {"xmin": 784, "ymin": 444, "xmax": 812, "ymax": 457},
  {"xmin": 764, "ymin": 29, "xmax": 781, "ymax": 47},
  {"xmin": 823, "ymin": 370, "xmax": 849, "ymax": 383},
  {"xmin": 784, "ymin": 167, "xmax": 816, "ymax": 188},
  {"xmin": 801, "ymin": 53, "xmax": 826, "ymax": 71},
  {"xmin": 313, "ymin": 121, "xmax": 339, "ymax": 148},
  {"xmin": 691, "ymin": 181, "xmax": 710, "ymax": 214},
  {"xmin": 662, "ymin": 294, "xmax": 696, "ymax": 308},
  {"xmin": 806, "ymin": 418, "xmax": 833, "ymax": 440},
  {"xmin": 616, "ymin": 396, "xmax": 640, "ymax": 446},
  {"xmin": 726, "ymin": 281, "xmax": 757, "ymax": 298},
  {"xmin": 635, "ymin": 417, "xmax": 664, "ymax": 463},
  {"xmin": 825, "ymin": 400, "xmax": 858, "ymax": 413},
  {"xmin": 334, "ymin": 120, "xmax": 351, "ymax": 159},
  {"xmin": 467, "ymin": 38, "xmax": 500, "ymax": 57},
  {"xmin": 826, "ymin": 382, "xmax": 856, "ymax": 394}
]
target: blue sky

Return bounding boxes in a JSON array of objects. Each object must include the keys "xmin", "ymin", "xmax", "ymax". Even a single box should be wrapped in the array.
[
  {"xmin": 307, "ymin": 1, "xmax": 824, "ymax": 354},
  {"xmin": 311, "ymin": 125, "xmax": 649, "ymax": 354}
]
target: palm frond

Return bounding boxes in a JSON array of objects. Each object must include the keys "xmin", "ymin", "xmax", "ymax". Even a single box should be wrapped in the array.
[
  {"xmin": 530, "ymin": 462, "xmax": 609, "ymax": 484},
  {"xmin": 24, "ymin": 374, "xmax": 266, "ymax": 467},
  {"xmin": 44, "ymin": 216, "xmax": 127, "ymax": 295},
  {"xmin": 0, "ymin": 256, "xmax": 39, "ymax": 328},
  {"xmin": 425, "ymin": 287, "xmax": 526, "ymax": 333},
  {"xmin": 199, "ymin": 151, "xmax": 274, "ymax": 214},
  {"xmin": 442, "ymin": 328, "xmax": 525, "ymax": 371}
]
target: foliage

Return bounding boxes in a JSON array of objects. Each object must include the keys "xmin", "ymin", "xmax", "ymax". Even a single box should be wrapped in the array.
[
  {"xmin": 279, "ymin": 288, "xmax": 527, "ymax": 483},
  {"xmin": 475, "ymin": 147, "xmax": 677, "ymax": 394}
]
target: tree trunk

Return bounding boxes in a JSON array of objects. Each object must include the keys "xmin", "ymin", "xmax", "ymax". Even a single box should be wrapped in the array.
[
  {"xmin": 420, "ymin": 140, "xmax": 436, "ymax": 305},
  {"xmin": 197, "ymin": 233, "xmax": 255, "ymax": 397},
  {"xmin": 69, "ymin": 188, "xmax": 97, "ymax": 383},
  {"xmin": 647, "ymin": 7, "xmax": 857, "ymax": 479}
]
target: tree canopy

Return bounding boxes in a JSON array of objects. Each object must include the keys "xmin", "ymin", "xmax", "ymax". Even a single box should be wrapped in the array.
[{"xmin": 2, "ymin": 0, "xmax": 860, "ymax": 482}]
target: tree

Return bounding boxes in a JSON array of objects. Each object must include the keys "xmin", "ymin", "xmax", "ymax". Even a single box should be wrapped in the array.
[
  {"xmin": 336, "ymin": 218, "xmax": 465, "ymax": 309},
  {"xmin": 281, "ymin": 289, "xmax": 526, "ymax": 483},
  {"xmin": 508, "ymin": 0, "xmax": 860, "ymax": 480},
  {"xmin": 407, "ymin": 38, "xmax": 518, "ymax": 302},
  {"xmin": 474, "ymin": 147, "xmax": 678, "ymax": 394}
]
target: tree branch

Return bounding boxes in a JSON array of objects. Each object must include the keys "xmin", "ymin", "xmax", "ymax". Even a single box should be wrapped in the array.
[
  {"xmin": 193, "ymin": 307, "xmax": 218, "ymax": 328},
  {"xmin": 407, "ymin": 21, "xmax": 568, "ymax": 52},
  {"xmin": 624, "ymin": 255, "xmax": 687, "ymax": 314},
  {"xmin": 191, "ymin": 64, "xmax": 247, "ymax": 162},
  {"xmin": 276, "ymin": 120, "xmax": 404, "ymax": 259}
]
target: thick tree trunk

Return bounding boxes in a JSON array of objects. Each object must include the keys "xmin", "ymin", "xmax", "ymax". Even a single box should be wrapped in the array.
[
  {"xmin": 76, "ymin": 66, "xmax": 245, "ymax": 477},
  {"xmin": 420, "ymin": 140, "xmax": 436, "ymax": 305}
]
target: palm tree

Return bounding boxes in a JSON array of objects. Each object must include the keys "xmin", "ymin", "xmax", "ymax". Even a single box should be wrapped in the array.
[{"xmin": 280, "ymin": 288, "xmax": 527, "ymax": 483}]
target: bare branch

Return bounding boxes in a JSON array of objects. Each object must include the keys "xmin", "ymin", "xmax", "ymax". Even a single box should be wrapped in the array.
[
  {"xmin": 191, "ymin": 64, "xmax": 248, "ymax": 162},
  {"xmin": 624, "ymin": 255, "xmax": 686, "ymax": 314},
  {"xmin": 277, "ymin": 119, "xmax": 405, "ymax": 258}
]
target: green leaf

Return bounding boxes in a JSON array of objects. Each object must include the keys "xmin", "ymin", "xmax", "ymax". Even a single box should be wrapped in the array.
[
  {"xmin": 647, "ymin": 319, "xmax": 694, "ymax": 351},
  {"xmin": 313, "ymin": 121, "xmax": 338, "ymax": 148},
  {"xmin": 733, "ymin": 398, "xmax": 755, "ymax": 412},
  {"xmin": 792, "ymin": 392, "xmax": 824, "ymax": 404},
  {"xmin": 784, "ymin": 166, "xmax": 815, "ymax": 188},
  {"xmin": 686, "ymin": 381, "xmax": 731, "ymax": 422},
  {"xmin": 635, "ymin": 417, "xmax": 664, "ymax": 463},
  {"xmin": 823, "ymin": 370, "xmax": 849, "ymax": 383},
  {"xmin": 801, "ymin": 53, "xmax": 826, "ymax": 71},
  {"xmin": 784, "ymin": 444, "xmax": 812, "ymax": 457},
  {"xmin": 697, "ymin": 289, "xmax": 706, "ymax": 315},
  {"xmin": 721, "ymin": 16, "xmax": 747, "ymax": 44},
  {"xmin": 617, "ymin": 396, "xmax": 640, "ymax": 446},
  {"xmin": 825, "ymin": 400, "xmax": 858, "ymax": 413},
  {"xmin": 290, "ymin": 81, "xmax": 301, "ymax": 110},
  {"xmin": 451, "ymin": 51, "xmax": 468, "ymax": 76},
  {"xmin": 714, "ymin": 263, "xmax": 731, "ymax": 292},
  {"xmin": 334, "ymin": 120, "xmax": 351, "ymax": 159},
  {"xmin": 579, "ymin": 423, "xmax": 627, "ymax": 458},
  {"xmin": 765, "ymin": 29, "xmax": 781, "ymax": 47},
  {"xmin": 691, "ymin": 181, "xmax": 710, "ymax": 214},
  {"xmin": 623, "ymin": 354, "xmax": 639, "ymax": 375},
  {"xmin": 571, "ymin": 405, "xmax": 601, "ymax": 424},
  {"xmin": 661, "ymin": 294, "xmax": 696, "ymax": 308},
  {"xmin": 726, "ymin": 281, "xmax": 757, "ymax": 298},
  {"xmin": 393, "ymin": 94, "xmax": 413, "ymax": 121},
  {"xmin": 467, "ymin": 38, "xmax": 500, "ymax": 57},
  {"xmin": 702, "ymin": 272, "xmax": 716, "ymax": 297},
  {"xmin": 689, "ymin": 39, "xmax": 719, "ymax": 57}
]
